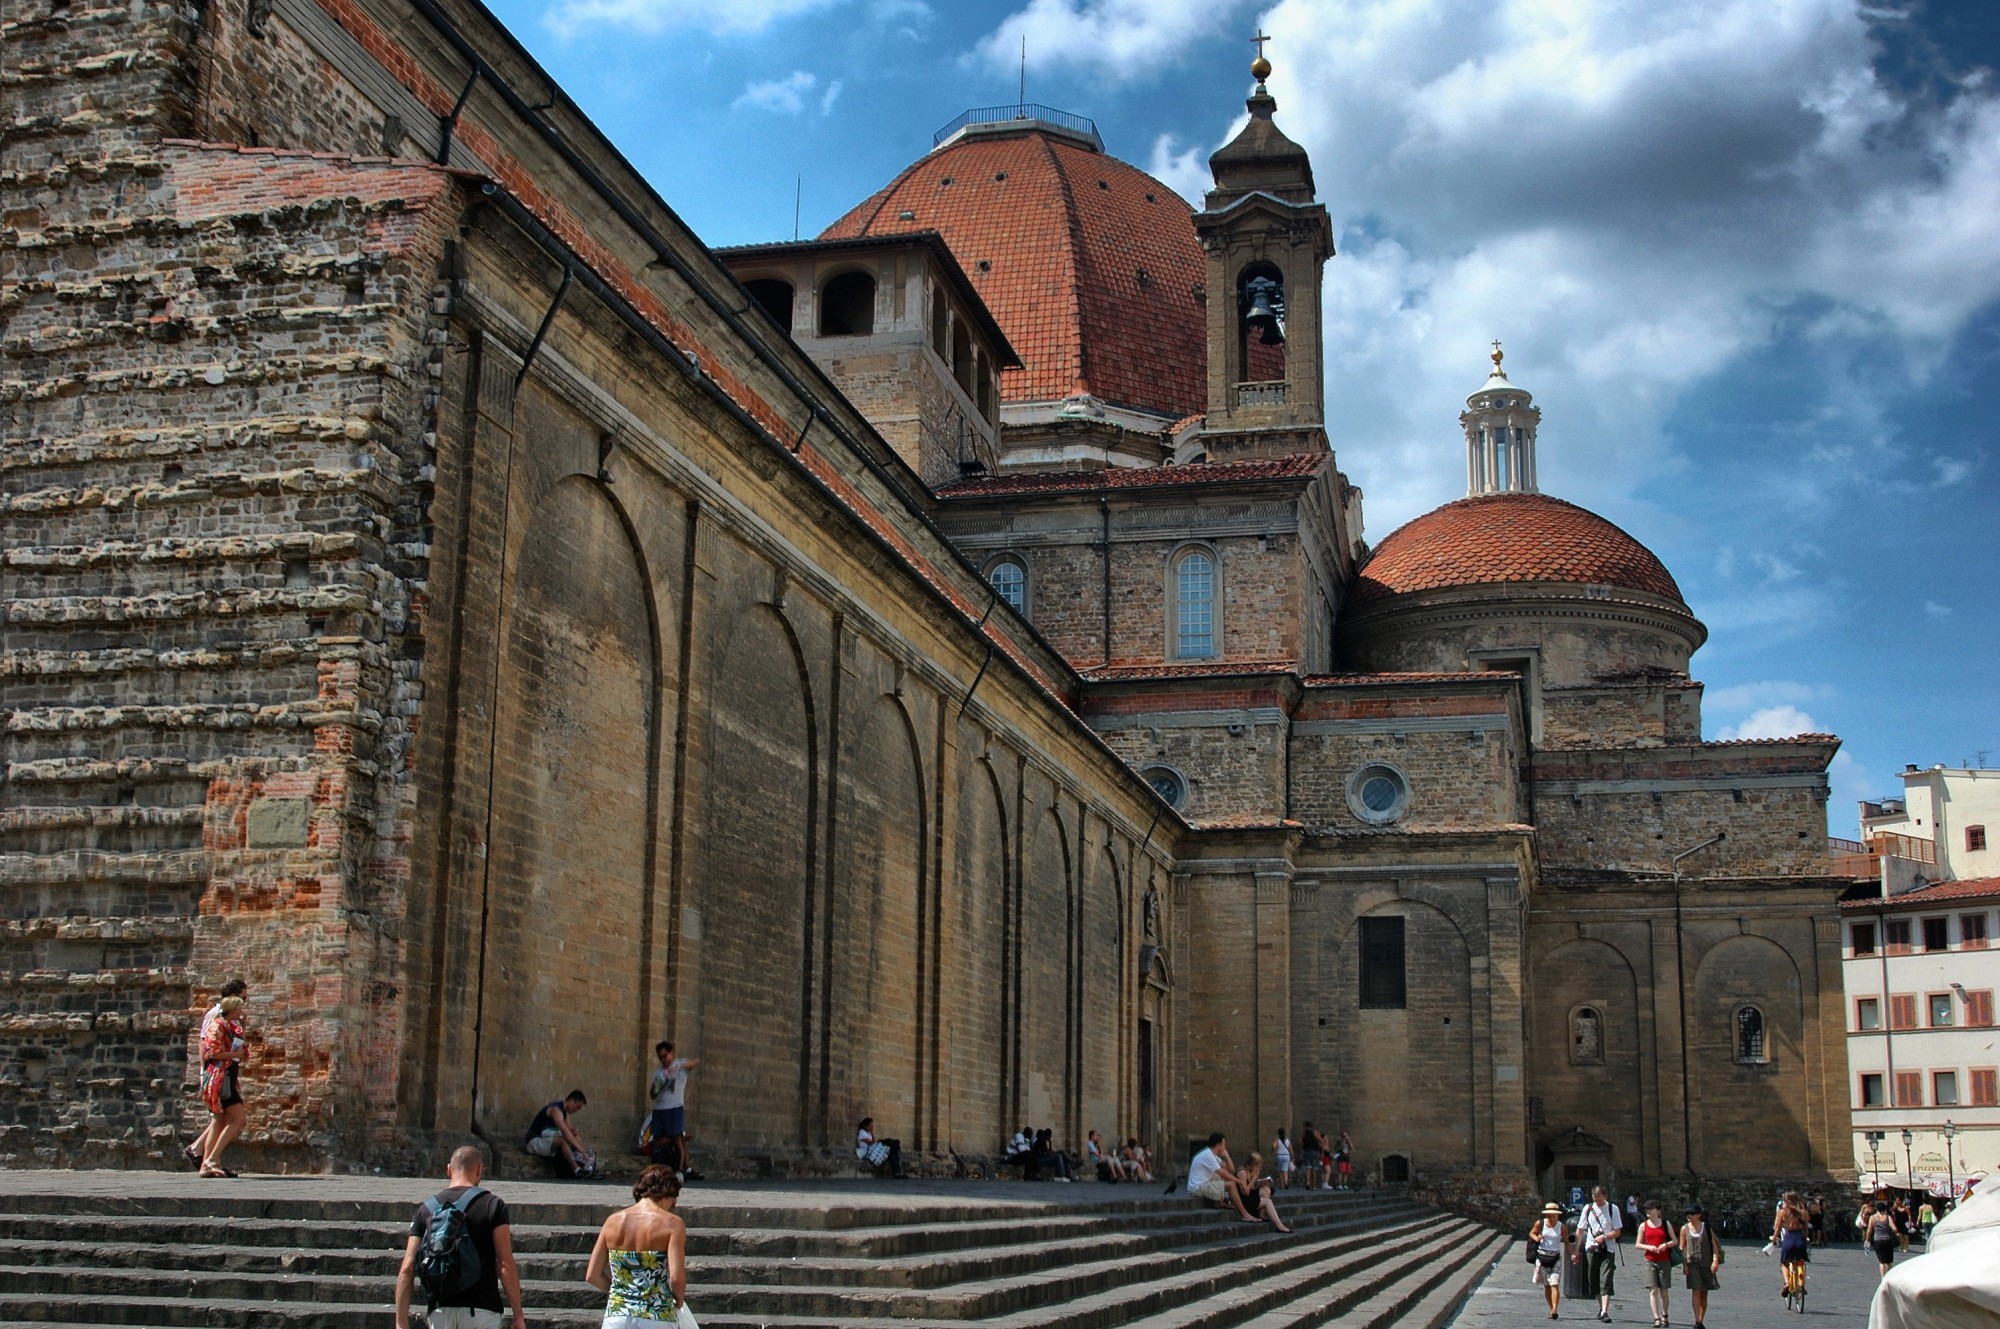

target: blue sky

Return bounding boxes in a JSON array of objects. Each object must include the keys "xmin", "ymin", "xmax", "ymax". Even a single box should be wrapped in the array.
[{"xmin": 484, "ymin": 0, "xmax": 1999, "ymax": 834}]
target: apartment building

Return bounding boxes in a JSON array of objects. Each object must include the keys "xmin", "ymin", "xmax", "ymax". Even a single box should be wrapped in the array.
[{"xmin": 1842, "ymin": 878, "xmax": 2000, "ymax": 1193}]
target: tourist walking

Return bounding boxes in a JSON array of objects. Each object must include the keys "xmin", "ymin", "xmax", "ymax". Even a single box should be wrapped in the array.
[
  {"xmin": 1530, "ymin": 1201, "xmax": 1572, "ymax": 1319},
  {"xmin": 395, "ymin": 1145, "xmax": 524, "ymax": 1329},
  {"xmin": 188, "ymin": 979, "xmax": 249, "ymax": 1177},
  {"xmin": 646, "ymin": 1042, "xmax": 700, "ymax": 1177},
  {"xmin": 1274, "ymin": 1128, "xmax": 1294, "ymax": 1188},
  {"xmin": 1636, "ymin": 1200, "xmax": 1674, "ymax": 1327},
  {"xmin": 1577, "ymin": 1185, "xmax": 1623, "ymax": 1322},
  {"xmin": 1863, "ymin": 1201, "xmax": 1901, "ymax": 1278},
  {"xmin": 1678, "ymin": 1205, "xmax": 1720, "ymax": 1329},
  {"xmin": 586, "ymin": 1164, "xmax": 695, "ymax": 1328}
]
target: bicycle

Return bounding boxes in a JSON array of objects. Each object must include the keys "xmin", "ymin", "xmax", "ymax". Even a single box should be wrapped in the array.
[{"xmin": 1782, "ymin": 1255, "xmax": 1807, "ymax": 1312}]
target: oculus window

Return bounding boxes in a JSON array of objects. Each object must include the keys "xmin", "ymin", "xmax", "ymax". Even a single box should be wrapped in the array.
[
  {"xmin": 1346, "ymin": 763, "xmax": 1411, "ymax": 825},
  {"xmin": 1141, "ymin": 766, "xmax": 1188, "ymax": 811},
  {"xmin": 1358, "ymin": 916, "xmax": 1406, "ymax": 1010}
]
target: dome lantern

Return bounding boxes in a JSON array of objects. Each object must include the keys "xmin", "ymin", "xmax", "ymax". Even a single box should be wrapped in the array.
[{"xmin": 1461, "ymin": 341, "xmax": 1540, "ymax": 496}]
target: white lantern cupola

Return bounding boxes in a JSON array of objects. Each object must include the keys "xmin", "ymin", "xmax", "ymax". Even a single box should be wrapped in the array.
[{"xmin": 1461, "ymin": 341, "xmax": 1540, "ymax": 496}]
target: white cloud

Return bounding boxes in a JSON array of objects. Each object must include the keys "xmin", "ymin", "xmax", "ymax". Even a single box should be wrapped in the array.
[
  {"xmin": 734, "ymin": 70, "xmax": 822, "ymax": 115},
  {"xmin": 547, "ymin": 0, "xmax": 833, "ymax": 36},
  {"xmin": 820, "ymin": 79, "xmax": 845, "ymax": 114},
  {"xmin": 1717, "ymin": 704, "xmax": 1823, "ymax": 741},
  {"xmin": 1093, "ymin": 0, "xmax": 2000, "ymax": 535},
  {"xmin": 971, "ymin": 0, "xmax": 1248, "ymax": 81},
  {"xmin": 1924, "ymin": 600, "xmax": 1953, "ymax": 618},
  {"xmin": 1145, "ymin": 133, "xmax": 1209, "ymax": 205}
]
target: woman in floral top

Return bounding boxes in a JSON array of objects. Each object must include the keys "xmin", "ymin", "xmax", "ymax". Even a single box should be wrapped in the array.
[
  {"xmin": 188, "ymin": 980, "xmax": 249, "ymax": 1177},
  {"xmin": 587, "ymin": 1165, "xmax": 691, "ymax": 1327}
]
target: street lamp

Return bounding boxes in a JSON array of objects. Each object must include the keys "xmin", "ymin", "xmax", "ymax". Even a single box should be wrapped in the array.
[
  {"xmin": 1943, "ymin": 1121, "xmax": 1957, "ymax": 1207},
  {"xmin": 1865, "ymin": 1130, "xmax": 1885, "ymax": 1189},
  {"xmin": 1902, "ymin": 1128, "xmax": 1915, "ymax": 1196}
]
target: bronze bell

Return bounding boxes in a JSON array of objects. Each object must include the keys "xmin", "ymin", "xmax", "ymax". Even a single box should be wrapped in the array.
[{"xmin": 1243, "ymin": 283, "xmax": 1285, "ymax": 345}]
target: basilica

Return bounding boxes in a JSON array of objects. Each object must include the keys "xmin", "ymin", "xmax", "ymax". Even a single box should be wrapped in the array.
[{"xmin": 4, "ymin": 0, "xmax": 1852, "ymax": 1215}]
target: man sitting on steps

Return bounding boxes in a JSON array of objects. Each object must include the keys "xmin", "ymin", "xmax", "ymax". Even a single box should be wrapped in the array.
[
  {"xmin": 524, "ymin": 1090, "xmax": 598, "ymax": 1178},
  {"xmin": 1187, "ymin": 1133, "xmax": 1292, "ymax": 1233}
]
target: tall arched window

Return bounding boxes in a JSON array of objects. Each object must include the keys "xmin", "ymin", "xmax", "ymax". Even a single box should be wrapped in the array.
[
  {"xmin": 819, "ymin": 270, "xmax": 876, "ymax": 336},
  {"xmin": 1735, "ymin": 1005, "xmax": 1768, "ymax": 1063},
  {"xmin": 987, "ymin": 557, "xmax": 1027, "ymax": 616},
  {"xmin": 1171, "ymin": 548, "xmax": 1216, "ymax": 659}
]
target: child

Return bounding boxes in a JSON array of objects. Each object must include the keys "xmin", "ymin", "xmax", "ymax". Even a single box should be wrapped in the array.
[{"xmin": 1274, "ymin": 1128, "xmax": 1294, "ymax": 1189}]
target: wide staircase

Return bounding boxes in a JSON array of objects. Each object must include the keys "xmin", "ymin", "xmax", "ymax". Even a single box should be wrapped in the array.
[{"xmin": 0, "ymin": 1183, "xmax": 1508, "ymax": 1328}]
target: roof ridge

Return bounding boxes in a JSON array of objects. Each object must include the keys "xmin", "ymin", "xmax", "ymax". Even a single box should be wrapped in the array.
[{"xmin": 1035, "ymin": 131, "xmax": 1092, "ymax": 400}]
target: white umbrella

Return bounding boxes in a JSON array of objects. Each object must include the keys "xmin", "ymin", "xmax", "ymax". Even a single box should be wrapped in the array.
[{"xmin": 1870, "ymin": 1174, "xmax": 2000, "ymax": 1329}]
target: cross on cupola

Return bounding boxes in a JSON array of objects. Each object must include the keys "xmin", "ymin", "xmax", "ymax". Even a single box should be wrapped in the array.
[{"xmin": 1460, "ymin": 342, "xmax": 1541, "ymax": 495}]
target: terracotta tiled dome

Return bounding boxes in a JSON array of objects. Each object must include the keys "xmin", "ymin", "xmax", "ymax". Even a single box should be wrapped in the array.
[
  {"xmin": 821, "ymin": 126, "xmax": 1206, "ymax": 420},
  {"xmin": 1350, "ymin": 493, "xmax": 1685, "ymax": 606}
]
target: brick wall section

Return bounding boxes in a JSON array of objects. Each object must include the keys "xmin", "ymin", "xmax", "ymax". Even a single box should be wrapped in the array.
[{"xmin": 4, "ymin": 112, "xmax": 453, "ymax": 1163}]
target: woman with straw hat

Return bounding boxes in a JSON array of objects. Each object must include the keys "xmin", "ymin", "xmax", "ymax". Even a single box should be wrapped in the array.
[{"xmin": 1531, "ymin": 1201, "xmax": 1575, "ymax": 1318}]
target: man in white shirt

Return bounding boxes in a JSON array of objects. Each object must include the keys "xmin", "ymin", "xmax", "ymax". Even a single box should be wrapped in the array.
[
  {"xmin": 647, "ymin": 1041, "xmax": 701, "ymax": 1178},
  {"xmin": 1187, "ymin": 1133, "xmax": 1291, "ymax": 1230},
  {"xmin": 1578, "ymin": 1185, "xmax": 1624, "ymax": 1322}
]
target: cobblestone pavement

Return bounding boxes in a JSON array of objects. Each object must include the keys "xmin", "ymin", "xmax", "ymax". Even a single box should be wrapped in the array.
[{"xmin": 1449, "ymin": 1240, "xmax": 1887, "ymax": 1329}]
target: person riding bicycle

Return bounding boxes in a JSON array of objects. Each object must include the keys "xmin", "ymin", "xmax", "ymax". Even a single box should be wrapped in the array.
[{"xmin": 1772, "ymin": 1190, "xmax": 1810, "ymax": 1307}]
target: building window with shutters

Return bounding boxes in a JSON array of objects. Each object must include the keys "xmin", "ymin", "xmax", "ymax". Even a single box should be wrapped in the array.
[
  {"xmin": 1849, "ymin": 921, "xmax": 1877, "ymax": 956},
  {"xmin": 1885, "ymin": 920, "xmax": 1912, "ymax": 954},
  {"xmin": 1922, "ymin": 917, "xmax": 1950, "ymax": 951},
  {"xmin": 1971, "ymin": 1068, "xmax": 1998, "ymax": 1107},
  {"xmin": 1167, "ymin": 545, "xmax": 1219, "ymax": 660},
  {"xmin": 1964, "ymin": 989, "xmax": 1995, "ymax": 1026},
  {"xmin": 1962, "ymin": 914, "xmax": 1989, "ymax": 949},
  {"xmin": 1894, "ymin": 1070, "xmax": 1923, "ymax": 1107},
  {"xmin": 1889, "ymin": 994, "xmax": 1918, "ymax": 1030},
  {"xmin": 1358, "ymin": 916, "xmax": 1406, "ymax": 1010}
]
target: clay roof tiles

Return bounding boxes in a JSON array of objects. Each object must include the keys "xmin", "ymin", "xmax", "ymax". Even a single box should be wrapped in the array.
[
  {"xmin": 821, "ymin": 128, "xmax": 1207, "ymax": 421},
  {"xmin": 1351, "ymin": 492, "xmax": 1686, "ymax": 606},
  {"xmin": 1839, "ymin": 876, "xmax": 2000, "ymax": 910}
]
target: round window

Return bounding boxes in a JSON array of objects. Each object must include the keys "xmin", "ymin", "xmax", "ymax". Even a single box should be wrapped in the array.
[
  {"xmin": 1346, "ymin": 763, "xmax": 1410, "ymax": 825},
  {"xmin": 1142, "ymin": 766, "xmax": 1188, "ymax": 810}
]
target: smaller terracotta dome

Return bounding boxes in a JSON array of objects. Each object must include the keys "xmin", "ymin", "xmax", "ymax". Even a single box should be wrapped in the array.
[{"xmin": 1350, "ymin": 493, "xmax": 1684, "ymax": 606}]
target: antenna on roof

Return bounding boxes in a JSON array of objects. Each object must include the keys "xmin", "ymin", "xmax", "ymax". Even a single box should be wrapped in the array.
[{"xmin": 1019, "ymin": 35, "xmax": 1027, "ymax": 113}]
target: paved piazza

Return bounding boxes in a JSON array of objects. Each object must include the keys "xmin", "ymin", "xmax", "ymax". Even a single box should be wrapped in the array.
[{"xmin": 1450, "ymin": 1239, "xmax": 1886, "ymax": 1329}]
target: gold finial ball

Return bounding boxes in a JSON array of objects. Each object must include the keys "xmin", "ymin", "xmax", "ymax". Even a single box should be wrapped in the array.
[
  {"xmin": 1251, "ymin": 55, "xmax": 1272, "ymax": 81},
  {"xmin": 1491, "ymin": 339, "xmax": 1504, "ymax": 369}
]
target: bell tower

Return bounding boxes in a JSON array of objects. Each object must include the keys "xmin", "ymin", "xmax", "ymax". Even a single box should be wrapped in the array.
[
  {"xmin": 1191, "ymin": 37, "xmax": 1334, "ymax": 458},
  {"xmin": 1461, "ymin": 342, "xmax": 1541, "ymax": 495}
]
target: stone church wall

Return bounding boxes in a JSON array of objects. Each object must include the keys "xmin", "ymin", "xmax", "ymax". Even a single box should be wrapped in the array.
[{"xmin": 3, "ymin": 0, "xmax": 1178, "ymax": 1172}]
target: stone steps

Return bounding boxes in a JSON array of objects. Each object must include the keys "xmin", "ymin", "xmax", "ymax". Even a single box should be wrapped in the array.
[{"xmin": 0, "ymin": 1185, "xmax": 1502, "ymax": 1328}]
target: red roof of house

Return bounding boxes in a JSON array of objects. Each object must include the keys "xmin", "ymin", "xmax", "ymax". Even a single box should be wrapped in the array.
[
  {"xmin": 1839, "ymin": 877, "xmax": 2000, "ymax": 910},
  {"xmin": 821, "ymin": 127, "xmax": 1207, "ymax": 420},
  {"xmin": 1350, "ymin": 492, "xmax": 1686, "ymax": 606},
  {"xmin": 938, "ymin": 453, "xmax": 1325, "ymax": 499}
]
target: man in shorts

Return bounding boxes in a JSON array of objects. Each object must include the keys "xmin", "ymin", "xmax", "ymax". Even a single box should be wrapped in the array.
[
  {"xmin": 1187, "ymin": 1133, "xmax": 1289, "ymax": 1229},
  {"xmin": 523, "ymin": 1090, "xmax": 597, "ymax": 1177},
  {"xmin": 647, "ymin": 1042, "xmax": 700, "ymax": 1177},
  {"xmin": 394, "ymin": 1144, "xmax": 524, "ymax": 1329},
  {"xmin": 1333, "ymin": 1130, "xmax": 1354, "ymax": 1189},
  {"xmin": 1299, "ymin": 1121, "xmax": 1325, "ymax": 1190}
]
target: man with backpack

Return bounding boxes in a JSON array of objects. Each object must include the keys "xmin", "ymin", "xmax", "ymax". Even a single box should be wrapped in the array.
[{"xmin": 394, "ymin": 1145, "xmax": 524, "ymax": 1329}]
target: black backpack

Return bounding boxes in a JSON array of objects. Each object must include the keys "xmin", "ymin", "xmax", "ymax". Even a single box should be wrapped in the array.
[{"xmin": 416, "ymin": 1186, "xmax": 485, "ymax": 1307}]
